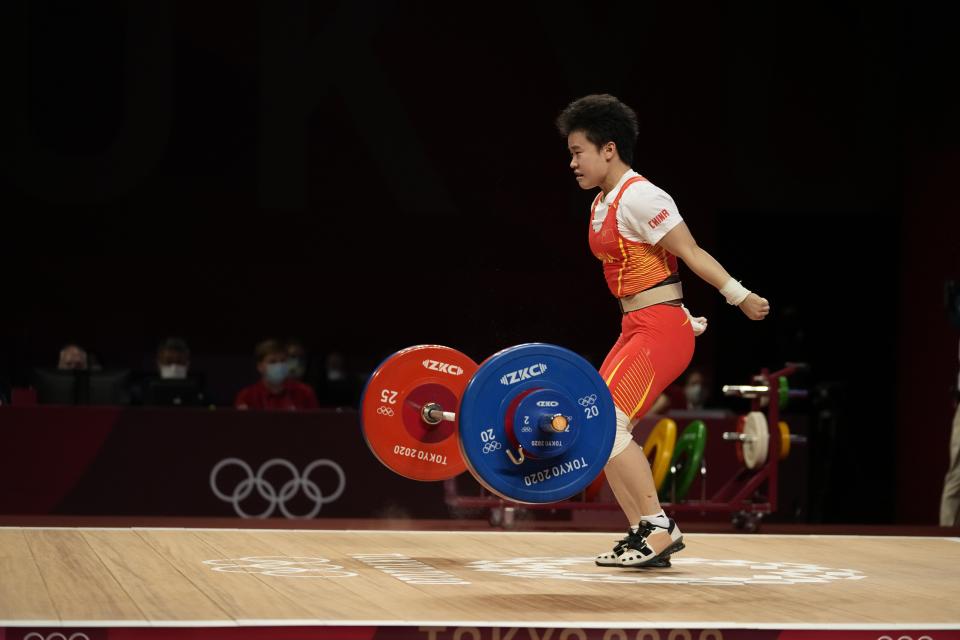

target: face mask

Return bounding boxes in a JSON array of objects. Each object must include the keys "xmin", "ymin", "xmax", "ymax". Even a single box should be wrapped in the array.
[
  {"xmin": 159, "ymin": 364, "xmax": 188, "ymax": 380},
  {"xmin": 684, "ymin": 383, "xmax": 703, "ymax": 405},
  {"xmin": 265, "ymin": 362, "xmax": 289, "ymax": 385},
  {"xmin": 287, "ymin": 358, "xmax": 304, "ymax": 379}
]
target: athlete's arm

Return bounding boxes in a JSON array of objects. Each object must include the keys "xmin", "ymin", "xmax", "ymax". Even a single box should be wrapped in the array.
[{"xmin": 658, "ymin": 222, "xmax": 770, "ymax": 321}]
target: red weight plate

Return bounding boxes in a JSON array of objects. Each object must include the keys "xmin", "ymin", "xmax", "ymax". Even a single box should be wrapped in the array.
[{"xmin": 361, "ymin": 345, "xmax": 478, "ymax": 481}]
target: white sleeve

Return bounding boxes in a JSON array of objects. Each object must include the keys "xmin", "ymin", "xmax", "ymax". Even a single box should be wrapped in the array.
[{"xmin": 617, "ymin": 184, "xmax": 683, "ymax": 245}]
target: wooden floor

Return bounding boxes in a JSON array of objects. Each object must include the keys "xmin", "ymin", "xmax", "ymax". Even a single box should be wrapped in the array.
[{"xmin": 2, "ymin": 527, "xmax": 959, "ymax": 631}]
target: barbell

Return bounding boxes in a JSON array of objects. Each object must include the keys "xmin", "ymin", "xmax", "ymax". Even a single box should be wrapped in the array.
[
  {"xmin": 722, "ymin": 376, "xmax": 807, "ymax": 410},
  {"xmin": 360, "ymin": 343, "xmax": 616, "ymax": 504},
  {"xmin": 723, "ymin": 411, "xmax": 807, "ymax": 469},
  {"xmin": 361, "ymin": 344, "xmax": 807, "ymax": 501},
  {"xmin": 721, "ymin": 375, "xmax": 808, "ymax": 469}
]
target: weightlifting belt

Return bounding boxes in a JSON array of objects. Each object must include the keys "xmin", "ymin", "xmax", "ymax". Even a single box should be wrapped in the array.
[{"xmin": 618, "ymin": 282, "xmax": 684, "ymax": 314}]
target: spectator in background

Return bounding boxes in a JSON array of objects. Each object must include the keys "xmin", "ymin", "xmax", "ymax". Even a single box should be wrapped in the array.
[
  {"xmin": 136, "ymin": 337, "xmax": 208, "ymax": 406},
  {"xmin": 681, "ymin": 369, "xmax": 709, "ymax": 410},
  {"xmin": 315, "ymin": 350, "xmax": 361, "ymax": 407},
  {"xmin": 58, "ymin": 344, "xmax": 88, "ymax": 370},
  {"xmin": 325, "ymin": 351, "xmax": 347, "ymax": 383},
  {"xmin": 157, "ymin": 337, "xmax": 191, "ymax": 380},
  {"xmin": 658, "ymin": 368, "xmax": 710, "ymax": 412},
  {"xmin": 87, "ymin": 352, "xmax": 103, "ymax": 371},
  {"xmin": 235, "ymin": 339, "xmax": 318, "ymax": 411},
  {"xmin": 286, "ymin": 338, "xmax": 328, "ymax": 400},
  {"xmin": 286, "ymin": 339, "xmax": 308, "ymax": 382}
]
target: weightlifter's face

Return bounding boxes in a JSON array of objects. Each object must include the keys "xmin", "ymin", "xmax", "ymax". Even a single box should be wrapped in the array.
[{"xmin": 567, "ymin": 131, "xmax": 612, "ymax": 191}]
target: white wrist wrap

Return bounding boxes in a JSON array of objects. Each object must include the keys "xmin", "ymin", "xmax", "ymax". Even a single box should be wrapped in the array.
[{"xmin": 720, "ymin": 277, "xmax": 750, "ymax": 306}]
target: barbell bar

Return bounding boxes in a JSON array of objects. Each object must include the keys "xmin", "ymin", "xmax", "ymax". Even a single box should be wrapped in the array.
[{"xmin": 722, "ymin": 411, "xmax": 808, "ymax": 469}]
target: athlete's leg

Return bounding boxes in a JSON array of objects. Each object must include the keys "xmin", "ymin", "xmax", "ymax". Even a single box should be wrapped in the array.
[
  {"xmin": 603, "ymin": 349, "xmax": 677, "ymax": 527},
  {"xmin": 596, "ymin": 305, "xmax": 694, "ymax": 566},
  {"xmin": 596, "ymin": 333, "xmax": 648, "ymax": 523},
  {"xmin": 604, "ymin": 438, "xmax": 659, "ymax": 524}
]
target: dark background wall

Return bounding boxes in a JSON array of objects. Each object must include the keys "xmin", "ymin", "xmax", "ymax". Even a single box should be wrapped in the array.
[{"xmin": 0, "ymin": 1, "xmax": 957, "ymax": 524}]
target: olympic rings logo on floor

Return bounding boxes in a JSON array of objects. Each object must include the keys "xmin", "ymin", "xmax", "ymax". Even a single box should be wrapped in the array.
[
  {"xmin": 578, "ymin": 394, "xmax": 597, "ymax": 407},
  {"xmin": 483, "ymin": 440, "xmax": 503, "ymax": 454},
  {"xmin": 209, "ymin": 458, "xmax": 346, "ymax": 519},
  {"xmin": 203, "ymin": 556, "xmax": 357, "ymax": 578},
  {"xmin": 23, "ymin": 634, "xmax": 91, "ymax": 640},
  {"xmin": 468, "ymin": 556, "xmax": 866, "ymax": 586},
  {"xmin": 377, "ymin": 406, "xmax": 395, "ymax": 416}
]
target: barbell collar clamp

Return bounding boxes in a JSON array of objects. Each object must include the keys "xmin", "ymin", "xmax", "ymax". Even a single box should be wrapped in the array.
[
  {"xmin": 540, "ymin": 414, "xmax": 571, "ymax": 433},
  {"xmin": 422, "ymin": 403, "xmax": 456, "ymax": 425}
]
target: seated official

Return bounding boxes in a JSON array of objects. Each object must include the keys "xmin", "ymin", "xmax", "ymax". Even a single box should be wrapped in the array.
[
  {"xmin": 58, "ymin": 344, "xmax": 89, "ymax": 370},
  {"xmin": 136, "ymin": 337, "xmax": 208, "ymax": 407},
  {"xmin": 314, "ymin": 350, "xmax": 361, "ymax": 407},
  {"xmin": 235, "ymin": 339, "xmax": 319, "ymax": 411}
]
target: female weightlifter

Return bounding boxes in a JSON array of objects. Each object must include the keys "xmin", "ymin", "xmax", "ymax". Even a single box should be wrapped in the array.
[{"xmin": 556, "ymin": 94, "xmax": 769, "ymax": 567}]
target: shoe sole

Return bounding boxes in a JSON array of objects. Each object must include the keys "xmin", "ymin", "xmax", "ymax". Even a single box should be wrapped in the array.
[
  {"xmin": 596, "ymin": 554, "xmax": 672, "ymax": 569},
  {"xmin": 619, "ymin": 537, "xmax": 685, "ymax": 568}
]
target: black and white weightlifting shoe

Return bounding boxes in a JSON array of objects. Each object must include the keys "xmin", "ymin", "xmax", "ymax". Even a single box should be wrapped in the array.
[
  {"xmin": 617, "ymin": 519, "xmax": 685, "ymax": 568},
  {"xmin": 595, "ymin": 528, "xmax": 673, "ymax": 568}
]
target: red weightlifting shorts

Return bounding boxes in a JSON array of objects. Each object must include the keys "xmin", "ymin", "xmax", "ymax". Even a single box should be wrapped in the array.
[{"xmin": 599, "ymin": 304, "xmax": 695, "ymax": 422}]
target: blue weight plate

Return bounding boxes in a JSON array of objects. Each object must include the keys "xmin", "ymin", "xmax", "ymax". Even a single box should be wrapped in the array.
[
  {"xmin": 458, "ymin": 343, "xmax": 615, "ymax": 503},
  {"xmin": 509, "ymin": 389, "xmax": 580, "ymax": 459}
]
